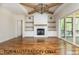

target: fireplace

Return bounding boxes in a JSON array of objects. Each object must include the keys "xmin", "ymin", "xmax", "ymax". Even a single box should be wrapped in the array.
[{"xmin": 37, "ymin": 29, "xmax": 45, "ymax": 35}]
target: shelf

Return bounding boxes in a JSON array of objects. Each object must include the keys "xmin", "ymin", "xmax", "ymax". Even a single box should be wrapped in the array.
[
  {"xmin": 34, "ymin": 24, "xmax": 47, "ymax": 26},
  {"xmin": 25, "ymin": 30, "xmax": 34, "ymax": 31},
  {"xmin": 48, "ymin": 22, "xmax": 56, "ymax": 23},
  {"xmin": 25, "ymin": 26, "xmax": 34, "ymax": 27},
  {"xmin": 48, "ymin": 26, "xmax": 56, "ymax": 28},
  {"xmin": 48, "ymin": 24, "xmax": 56, "ymax": 26},
  {"xmin": 48, "ymin": 29, "xmax": 56, "ymax": 31},
  {"xmin": 48, "ymin": 19, "xmax": 55, "ymax": 22},
  {"xmin": 25, "ymin": 22, "xmax": 34, "ymax": 23},
  {"xmin": 25, "ymin": 26, "xmax": 34, "ymax": 28},
  {"xmin": 25, "ymin": 27, "xmax": 34, "ymax": 31},
  {"xmin": 48, "ymin": 28, "xmax": 56, "ymax": 31}
]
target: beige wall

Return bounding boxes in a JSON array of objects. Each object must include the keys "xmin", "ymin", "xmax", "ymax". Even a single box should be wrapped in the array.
[{"xmin": 0, "ymin": 7, "xmax": 25, "ymax": 42}]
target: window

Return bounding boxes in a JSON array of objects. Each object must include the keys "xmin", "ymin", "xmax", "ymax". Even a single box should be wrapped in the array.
[
  {"xmin": 60, "ymin": 11, "xmax": 79, "ymax": 45},
  {"xmin": 75, "ymin": 17, "xmax": 79, "ymax": 44},
  {"xmin": 60, "ymin": 18, "xmax": 65, "ymax": 38},
  {"xmin": 65, "ymin": 17, "xmax": 73, "ymax": 42},
  {"xmin": 60, "ymin": 17, "xmax": 73, "ymax": 42}
]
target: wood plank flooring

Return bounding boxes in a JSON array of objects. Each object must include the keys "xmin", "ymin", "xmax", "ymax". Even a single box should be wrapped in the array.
[{"xmin": 0, "ymin": 37, "xmax": 79, "ymax": 55}]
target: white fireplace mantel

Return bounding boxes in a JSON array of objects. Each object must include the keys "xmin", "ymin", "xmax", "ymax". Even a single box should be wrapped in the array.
[{"xmin": 23, "ymin": 13, "xmax": 57, "ymax": 37}]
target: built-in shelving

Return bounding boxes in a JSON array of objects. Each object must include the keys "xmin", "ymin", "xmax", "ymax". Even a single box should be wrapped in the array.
[
  {"xmin": 48, "ymin": 16, "xmax": 56, "ymax": 31},
  {"xmin": 25, "ymin": 16, "xmax": 34, "ymax": 31},
  {"xmin": 24, "ymin": 15, "xmax": 56, "ymax": 31}
]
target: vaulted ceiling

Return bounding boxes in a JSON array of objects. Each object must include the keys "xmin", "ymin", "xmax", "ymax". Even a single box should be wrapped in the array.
[{"xmin": 20, "ymin": 3, "xmax": 63, "ymax": 14}]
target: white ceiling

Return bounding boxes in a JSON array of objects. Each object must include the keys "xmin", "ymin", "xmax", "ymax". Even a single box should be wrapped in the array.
[
  {"xmin": 49, "ymin": 6, "xmax": 59, "ymax": 12},
  {"xmin": 0, "ymin": 3, "xmax": 28, "ymax": 15}
]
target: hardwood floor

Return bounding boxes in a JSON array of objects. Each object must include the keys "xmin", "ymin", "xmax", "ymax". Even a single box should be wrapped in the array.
[{"xmin": 0, "ymin": 37, "xmax": 79, "ymax": 55}]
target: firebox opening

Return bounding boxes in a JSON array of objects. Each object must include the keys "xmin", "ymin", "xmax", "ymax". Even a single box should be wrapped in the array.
[{"xmin": 37, "ymin": 29, "xmax": 45, "ymax": 35}]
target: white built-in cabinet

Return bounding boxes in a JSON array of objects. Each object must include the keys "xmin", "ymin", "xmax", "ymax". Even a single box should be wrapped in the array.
[
  {"xmin": 25, "ymin": 16, "xmax": 34, "ymax": 31},
  {"xmin": 48, "ymin": 15, "xmax": 56, "ymax": 31}
]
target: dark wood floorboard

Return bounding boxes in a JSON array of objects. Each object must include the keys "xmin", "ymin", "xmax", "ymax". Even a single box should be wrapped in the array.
[{"xmin": 0, "ymin": 37, "xmax": 79, "ymax": 55}]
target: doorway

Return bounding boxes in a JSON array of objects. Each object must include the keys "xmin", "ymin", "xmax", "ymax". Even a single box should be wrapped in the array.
[{"xmin": 17, "ymin": 20, "xmax": 23, "ymax": 39}]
